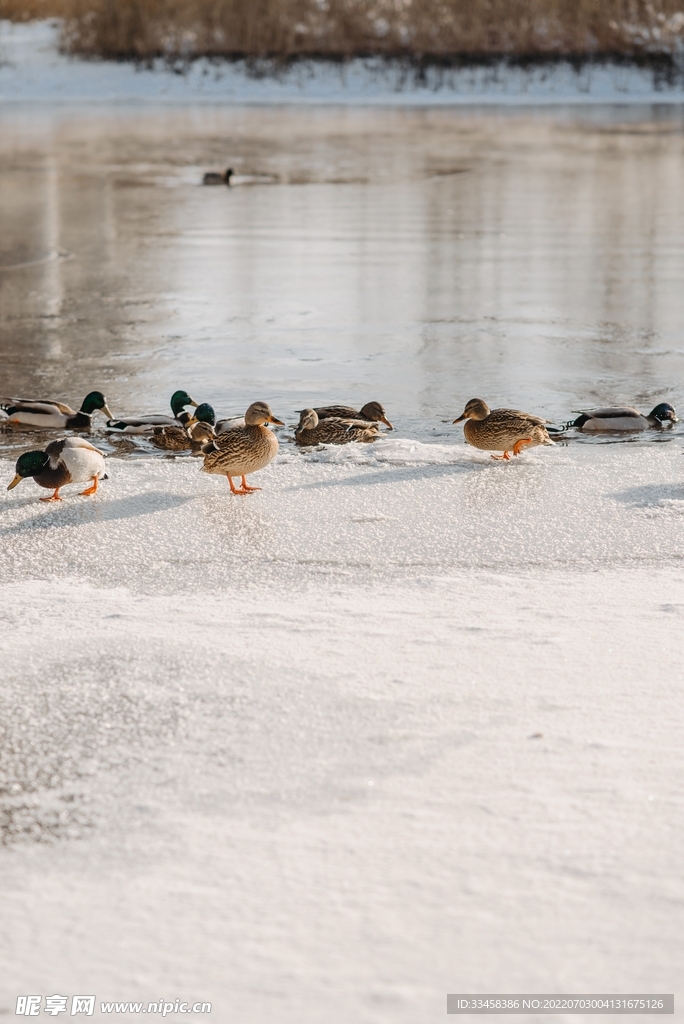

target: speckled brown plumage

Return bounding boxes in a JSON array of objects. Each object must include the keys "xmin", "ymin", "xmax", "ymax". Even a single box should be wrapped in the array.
[
  {"xmin": 313, "ymin": 401, "xmax": 393, "ymax": 429},
  {"xmin": 295, "ymin": 409, "xmax": 379, "ymax": 446},
  {"xmin": 200, "ymin": 401, "xmax": 283, "ymax": 494},
  {"xmin": 454, "ymin": 398, "xmax": 555, "ymax": 460},
  {"xmin": 150, "ymin": 424, "xmax": 193, "ymax": 451}
]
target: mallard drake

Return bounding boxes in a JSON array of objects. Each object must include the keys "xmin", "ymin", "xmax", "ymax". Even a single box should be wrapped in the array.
[
  {"xmin": 7, "ymin": 437, "xmax": 107, "ymax": 502},
  {"xmin": 294, "ymin": 408, "xmax": 379, "ymax": 446},
  {"xmin": 1, "ymin": 391, "xmax": 113, "ymax": 429},
  {"xmin": 312, "ymin": 401, "xmax": 393, "ymax": 429},
  {"xmin": 453, "ymin": 398, "xmax": 555, "ymax": 460},
  {"xmin": 203, "ymin": 168, "xmax": 233, "ymax": 185},
  {"xmin": 106, "ymin": 390, "xmax": 197, "ymax": 434},
  {"xmin": 200, "ymin": 401, "xmax": 283, "ymax": 495},
  {"xmin": 572, "ymin": 403, "xmax": 678, "ymax": 432},
  {"xmin": 150, "ymin": 402, "xmax": 215, "ymax": 451}
]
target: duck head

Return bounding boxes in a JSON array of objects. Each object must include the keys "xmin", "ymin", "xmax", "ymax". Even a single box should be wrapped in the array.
[
  {"xmin": 170, "ymin": 390, "xmax": 198, "ymax": 417},
  {"xmin": 360, "ymin": 401, "xmax": 393, "ymax": 429},
  {"xmin": 225, "ymin": 168, "xmax": 234, "ymax": 183},
  {"xmin": 453, "ymin": 398, "xmax": 490, "ymax": 423},
  {"xmin": 80, "ymin": 391, "xmax": 113, "ymax": 418},
  {"xmin": 649, "ymin": 403, "xmax": 678, "ymax": 425},
  {"xmin": 195, "ymin": 403, "xmax": 216, "ymax": 426},
  {"xmin": 245, "ymin": 401, "xmax": 284, "ymax": 427},
  {"xmin": 298, "ymin": 408, "xmax": 319, "ymax": 430},
  {"xmin": 8, "ymin": 450, "xmax": 50, "ymax": 489}
]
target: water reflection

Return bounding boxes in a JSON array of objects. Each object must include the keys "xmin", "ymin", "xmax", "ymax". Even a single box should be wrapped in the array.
[{"xmin": 1, "ymin": 104, "xmax": 683, "ymax": 457}]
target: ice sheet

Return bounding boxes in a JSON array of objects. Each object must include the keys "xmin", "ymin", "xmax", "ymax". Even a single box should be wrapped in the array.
[{"xmin": 0, "ymin": 444, "xmax": 683, "ymax": 1019}]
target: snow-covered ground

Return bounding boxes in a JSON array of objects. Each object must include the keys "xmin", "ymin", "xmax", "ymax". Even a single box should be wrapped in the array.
[
  {"xmin": 2, "ymin": 19, "xmax": 684, "ymax": 105},
  {"xmin": 1, "ymin": 441, "xmax": 683, "ymax": 1021}
]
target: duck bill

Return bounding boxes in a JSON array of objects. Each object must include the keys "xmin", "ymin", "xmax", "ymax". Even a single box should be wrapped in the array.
[
  {"xmin": 453, "ymin": 414, "xmax": 466, "ymax": 424},
  {"xmin": 268, "ymin": 416, "xmax": 285, "ymax": 426},
  {"xmin": 102, "ymin": 403, "xmax": 114, "ymax": 419},
  {"xmin": 380, "ymin": 416, "xmax": 394, "ymax": 430},
  {"xmin": 7, "ymin": 473, "xmax": 23, "ymax": 491}
]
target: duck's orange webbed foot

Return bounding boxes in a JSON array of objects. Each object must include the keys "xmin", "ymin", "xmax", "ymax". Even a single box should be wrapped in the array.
[
  {"xmin": 226, "ymin": 475, "xmax": 254, "ymax": 495},
  {"xmin": 227, "ymin": 475, "xmax": 245, "ymax": 495},
  {"xmin": 512, "ymin": 438, "xmax": 533, "ymax": 456},
  {"xmin": 490, "ymin": 452, "xmax": 510, "ymax": 461},
  {"xmin": 40, "ymin": 488, "xmax": 62, "ymax": 502},
  {"xmin": 80, "ymin": 475, "xmax": 99, "ymax": 496},
  {"xmin": 239, "ymin": 476, "xmax": 261, "ymax": 493}
]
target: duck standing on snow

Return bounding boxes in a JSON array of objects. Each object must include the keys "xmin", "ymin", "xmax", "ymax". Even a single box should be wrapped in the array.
[
  {"xmin": 572, "ymin": 403, "xmax": 678, "ymax": 432},
  {"xmin": 294, "ymin": 408, "xmax": 379, "ymax": 446},
  {"xmin": 200, "ymin": 401, "xmax": 283, "ymax": 495},
  {"xmin": 453, "ymin": 398, "xmax": 555, "ymax": 460},
  {"xmin": 312, "ymin": 401, "xmax": 393, "ymax": 429},
  {"xmin": 151, "ymin": 403, "xmax": 216, "ymax": 452},
  {"xmin": 106, "ymin": 390, "xmax": 198, "ymax": 434},
  {"xmin": 203, "ymin": 168, "xmax": 233, "ymax": 185},
  {"xmin": 1, "ymin": 391, "xmax": 113, "ymax": 429},
  {"xmin": 7, "ymin": 437, "xmax": 107, "ymax": 502}
]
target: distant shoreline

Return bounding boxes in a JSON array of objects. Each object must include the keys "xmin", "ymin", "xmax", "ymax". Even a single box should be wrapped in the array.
[{"xmin": 3, "ymin": 20, "xmax": 684, "ymax": 105}]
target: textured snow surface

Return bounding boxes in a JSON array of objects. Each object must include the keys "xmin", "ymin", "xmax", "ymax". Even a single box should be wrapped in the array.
[
  {"xmin": 1, "ymin": 444, "xmax": 683, "ymax": 1020},
  {"xmin": 3, "ymin": 20, "xmax": 684, "ymax": 105}
]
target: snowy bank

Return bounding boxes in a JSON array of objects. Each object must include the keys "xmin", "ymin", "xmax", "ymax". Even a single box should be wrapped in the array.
[{"xmin": 3, "ymin": 20, "xmax": 684, "ymax": 105}]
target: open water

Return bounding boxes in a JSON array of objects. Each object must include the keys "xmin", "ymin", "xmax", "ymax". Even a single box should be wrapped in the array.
[{"xmin": 2, "ymin": 104, "xmax": 684, "ymax": 456}]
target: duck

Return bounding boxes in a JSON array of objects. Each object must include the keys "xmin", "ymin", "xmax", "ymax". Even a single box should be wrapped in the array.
[
  {"xmin": 311, "ymin": 401, "xmax": 393, "ymax": 429},
  {"xmin": 7, "ymin": 437, "xmax": 107, "ymax": 502},
  {"xmin": 1, "ymin": 391, "xmax": 113, "ymax": 430},
  {"xmin": 203, "ymin": 167, "xmax": 233, "ymax": 186},
  {"xmin": 150, "ymin": 403, "xmax": 215, "ymax": 452},
  {"xmin": 216, "ymin": 413, "xmax": 246, "ymax": 433},
  {"xmin": 188, "ymin": 404, "xmax": 217, "ymax": 450},
  {"xmin": 200, "ymin": 401, "xmax": 283, "ymax": 495},
  {"xmin": 453, "ymin": 398, "xmax": 555, "ymax": 460},
  {"xmin": 294, "ymin": 408, "xmax": 379, "ymax": 446},
  {"xmin": 106, "ymin": 390, "xmax": 198, "ymax": 434},
  {"xmin": 571, "ymin": 403, "xmax": 678, "ymax": 432}
]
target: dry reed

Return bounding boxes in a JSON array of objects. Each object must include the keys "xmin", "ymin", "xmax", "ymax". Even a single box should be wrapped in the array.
[
  {"xmin": 0, "ymin": 0, "xmax": 71, "ymax": 18},
  {"xmin": 4, "ymin": 0, "xmax": 684, "ymax": 59}
]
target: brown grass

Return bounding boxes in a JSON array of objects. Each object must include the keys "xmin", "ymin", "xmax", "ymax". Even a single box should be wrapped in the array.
[
  {"xmin": 4, "ymin": 0, "xmax": 684, "ymax": 59},
  {"xmin": 0, "ymin": 0, "xmax": 70, "ymax": 18}
]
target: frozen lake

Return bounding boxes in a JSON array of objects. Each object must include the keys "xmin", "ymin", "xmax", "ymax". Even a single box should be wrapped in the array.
[{"xmin": 1, "ymin": 103, "xmax": 684, "ymax": 1022}]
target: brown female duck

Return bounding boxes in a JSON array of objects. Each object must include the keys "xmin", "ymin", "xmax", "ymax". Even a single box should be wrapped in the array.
[
  {"xmin": 313, "ymin": 401, "xmax": 393, "ymax": 429},
  {"xmin": 200, "ymin": 401, "xmax": 283, "ymax": 494},
  {"xmin": 453, "ymin": 398, "xmax": 555, "ymax": 460},
  {"xmin": 295, "ymin": 409, "xmax": 379, "ymax": 446},
  {"xmin": 150, "ymin": 403, "xmax": 216, "ymax": 452}
]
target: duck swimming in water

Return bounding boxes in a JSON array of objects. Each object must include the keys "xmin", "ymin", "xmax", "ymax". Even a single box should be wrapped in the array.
[
  {"xmin": 200, "ymin": 401, "xmax": 283, "ymax": 495},
  {"xmin": 1, "ymin": 392, "xmax": 113, "ymax": 430},
  {"xmin": 453, "ymin": 398, "xmax": 555, "ymax": 460},
  {"xmin": 106, "ymin": 390, "xmax": 198, "ymax": 434},
  {"xmin": 7, "ymin": 437, "xmax": 107, "ymax": 502},
  {"xmin": 203, "ymin": 168, "xmax": 233, "ymax": 186},
  {"xmin": 572, "ymin": 403, "xmax": 678, "ymax": 432}
]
